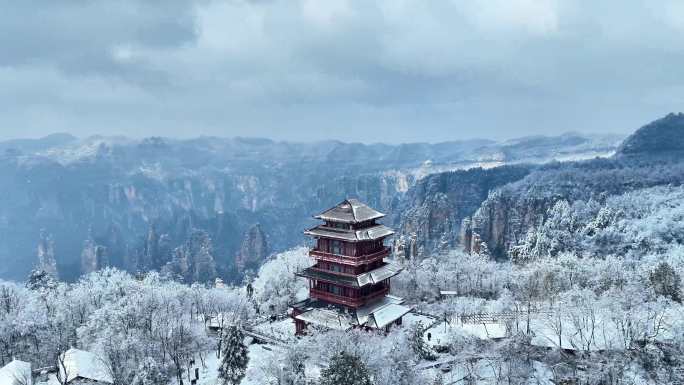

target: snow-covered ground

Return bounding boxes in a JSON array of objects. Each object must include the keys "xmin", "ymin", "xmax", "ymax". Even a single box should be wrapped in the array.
[
  {"xmin": 421, "ymin": 359, "xmax": 554, "ymax": 384},
  {"xmin": 403, "ymin": 311, "xmax": 440, "ymax": 329},
  {"xmin": 251, "ymin": 317, "xmax": 296, "ymax": 343},
  {"xmin": 425, "ymin": 320, "xmax": 507, "ymax": 347},
  {"xmin": 169, "ymin": 344, "xmax": 286, "ymax": 385}
]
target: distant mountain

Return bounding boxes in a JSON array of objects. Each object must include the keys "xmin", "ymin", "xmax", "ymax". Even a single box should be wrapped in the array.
[
  {"xmin": 393, "ymin": 113, "xmax": 684, "ymax": 260},
  {"xmin": 617, "ymin": 112, "xmax": 684, "ymax": 158},
  {"xmin": 0, "ymin": 131, "xmax": 622, "ymax": 282},
  {"xmin": 0, "ymin": 133, "xmax": 77, "ymax": 155}
]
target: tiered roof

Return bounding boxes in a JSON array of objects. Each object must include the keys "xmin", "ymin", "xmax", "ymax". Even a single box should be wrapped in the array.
[
  {"xmin": 304, "ymin": 224, "xmax": 394, "ymax": 242},
  {"xmin": 315, "ymin": 199, "xmax": 385, "ymax": 223},
  {"xmin": 296, "ymin": 263, "xmax": 403, "ymax": 288},
  {"xmin": 293, "ymin": 295, "xmax": 411, "ymax": 330},
  {"xmin": 295, "ymin": 198, "xmax": 410, "ymax": 332}
]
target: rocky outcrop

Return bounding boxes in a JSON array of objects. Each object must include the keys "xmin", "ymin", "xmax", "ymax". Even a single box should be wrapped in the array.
[
  {"xmin": 36, "ymin": 230, "xmax": 59, "ymax": 279},
  {"xmin": 80, "ymin": 235, "xmax": 109, "ymax": 275},
  {"xmin": 236, "ymin": 224, "xmax": 270, "ymax": 272},
  {"xmin": 468, "ymin": 189, "xmax": 556, "ymax": 258},
  {"xmin": 470, "ymin": 114, "xmax": 684, "ymax": 259},
  {"xmin": 395, "ymin": 165, "xmax": 532, "ymax": 258},
  {"xmin": 163, "ymin": 229, "xmax": 217, "ymax": 283}
]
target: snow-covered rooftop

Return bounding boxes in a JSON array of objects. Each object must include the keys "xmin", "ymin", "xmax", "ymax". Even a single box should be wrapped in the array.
[
  {"xmin": 368, "ymin": 303, "xmax": 412, "ymax": 329},
  {"xmin": 294, "ymin": 295, "xmax": 410, "ymax": 330},
  {"xmin": 60, "ymin": 348, "xmax": 113, "ymax": 384},
  {"xmin": 354, "ymin": 294, "xmax": 405, "ymax": 326},
  {"xmin": 357, "ymin": 263, "xmax": 403, "ymax": 286},
  {"xmin": 295, "ymin": 308, "xmax": 353, "ymax": 330},
  {"xmin": 304, "ymin": 224, "xmax": 394, "ymax": 242},
  {"xmin": 297, "ymin": 263, "xmax": 402, "ymax": 288},
  {"xmin": 0, "ymin": 360, "xmax": 32, "ymax": 385},
  {"xmin": 314, "ymin": 199, "xmax": 385, "ymax": 224}
]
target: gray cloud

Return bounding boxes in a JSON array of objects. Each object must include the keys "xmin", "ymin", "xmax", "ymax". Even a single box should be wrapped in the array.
[{"xmin": 0, "ymin": 0, "xmax": 683, "ymax": 143}]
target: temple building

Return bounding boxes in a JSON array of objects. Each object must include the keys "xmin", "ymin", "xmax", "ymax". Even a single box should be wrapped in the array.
[{"xmin": 291, "ymin": 199, "xmax": 411, "ymax": 334}]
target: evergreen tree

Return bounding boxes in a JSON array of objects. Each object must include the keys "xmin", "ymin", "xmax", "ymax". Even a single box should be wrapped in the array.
[
  {"xmin": 408, "ymin": 322, "xmax": 437, "ymax": 361},
  {"xmin": 218, "ymin": 325, "xmax": 249, "ymax": 385},
  {"xmin": 649, "ymin": 262, "xmax": 682, "ymax": 302},
  {"xmin": 319, "ymin": 352, "xmax": 372, "ymax": 385},
  {"xmin": 25, "ymin": 269, "xmax": 57, "ymax": 291}
]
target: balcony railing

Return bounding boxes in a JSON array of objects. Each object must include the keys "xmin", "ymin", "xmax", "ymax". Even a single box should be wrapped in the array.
[
  {"xmin": 310, "ymin": 286, "xmax": 389, "ymax": 308},
  {"xmin": 309, "ymin": 247, "xmax": 390, "ymax": 266}
]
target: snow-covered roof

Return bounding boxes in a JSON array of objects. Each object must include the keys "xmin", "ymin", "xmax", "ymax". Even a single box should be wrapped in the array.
[
  {"xmin": 304, "ymin": 224, "xmax": 394, "ymax": 242},
  {"xmin": 314, "ymin": 199, "xmax": 385, "ymax": 224},
  {"xmin": 297, "ymin": 263, "xmax": 402, "ymax": 288},
  {"xmin": 295, "ymin": 295, "xmax": 410, "ymax": 331},
  {"xmin": 0, "ymin": 360, "xmax": 32, "ymax": 385},
  {"xmin": 367, "ymin": 303, "xmax": 412, "ymax": 329},
  {"xmin": 357, "ymin": 263, "xmax": 403, "ymax": 286},
  {"xmin": 295, "ymin": 308, "xmax": 353, "ymax": 331},
  {"xmin": 60, "ymin": 348, "xmax": 113, "ymax": 384},
  {"xmin": 354, "ymin": 295, "xmax": 406, "ymax": 327},
  {"xmin": 296, "ymin": 268, "xmax": 359, "ymax": 287}
]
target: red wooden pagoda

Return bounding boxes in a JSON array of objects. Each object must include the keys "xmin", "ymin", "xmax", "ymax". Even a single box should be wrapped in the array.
[{"xmin": 291, "ymin": 198, "xmax": 411, "ymax": 335}]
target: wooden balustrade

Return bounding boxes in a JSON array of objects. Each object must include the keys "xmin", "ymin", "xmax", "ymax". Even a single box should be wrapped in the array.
[
  {"xmin": 309, "ymin": 286, "xmax": 389, "ymax": 308},
  {"xmin": 309, "ymin": 247, "xmax": 390, "ymax": 266}
]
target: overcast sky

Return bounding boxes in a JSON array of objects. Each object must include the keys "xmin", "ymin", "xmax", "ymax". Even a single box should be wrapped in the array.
[{"xmin": 0, "ymin": 0, "xmax": 682, "ymax": 143}]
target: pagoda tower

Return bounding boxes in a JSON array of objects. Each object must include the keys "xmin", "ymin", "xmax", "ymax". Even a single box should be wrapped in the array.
[{"xmin": 291, "ymin": 199, "xmax": 410, "ymax": 335}]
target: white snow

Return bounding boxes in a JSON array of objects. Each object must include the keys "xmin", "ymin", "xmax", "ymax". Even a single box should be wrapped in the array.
[
  {"xmin": 172, "ymin": 344, "xmax": 286, "ymax": 385},
  {"xmin": 295, "ymin": 308, "xmax": 353, "ymax": 331},
  {"xmin": 370, "ymin": 303, "xmax": 412, "ymax": 329},
  {"xmin": 60, "ymin": 348, "xmax": 113, "ymax": 384},
  {"xmin": 251, "ymin": 318, "xmax": 297, "ymax": 342},
  {"xmin": 0, "ymin": 360, "xmax": 32, "ymax": 385}
]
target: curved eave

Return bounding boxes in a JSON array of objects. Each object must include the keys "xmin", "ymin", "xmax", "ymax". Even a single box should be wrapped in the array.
[
  {"xmin": 296, "ymin": 263, "xmax": 402, "ymax": 288},
  {"xmin": 304, "ymin": 225, "xmax": 395, "ymax": 242},
  {"xmin": 313, "ymin": 212, "xmax": 386, "ymax": 224},
  {"xmin": 313, "ymin": 198, "xmax": 386, "ymax": 224}
]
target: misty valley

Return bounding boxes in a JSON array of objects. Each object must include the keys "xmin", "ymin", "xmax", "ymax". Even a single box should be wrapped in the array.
[{"xmin": 2, "ymin": 114, "xmax": 684, "ymax": 384}]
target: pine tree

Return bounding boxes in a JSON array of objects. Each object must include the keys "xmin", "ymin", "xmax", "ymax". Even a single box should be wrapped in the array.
[
  {"xmin": 319, "ymin": 352, "xmax": 372, "ymax": 385},
  {"xmin": 218, "ymin": 325, "xmax": 249, "ymax": 385},
  {"xmin": 649, "ymin": 262, "xmax": 682, "ymax": 302},
  {"xmin": 408, "ymin": 322, "xmax": 437, "ymax": 361},
  {"xmin": 26, "ymin": 269, "xmax": 58, "ymax": 291}
]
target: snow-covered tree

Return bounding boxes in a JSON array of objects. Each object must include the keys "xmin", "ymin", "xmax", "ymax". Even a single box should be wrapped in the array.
[
  {"xmin": 282, "ymin": 344, "xmax": 307, "ymax": 385},
  {"xmin": 649, "ymin": 262, "xmax": 681, "ymax": 302},
  {"xmin": 408, "ymin": 322, "xmax": 436, "ymax": 361},
  {"xmin": 319, "ymin": 351, "xmax": 372, "ymax": 385},
  {"xmin": 218, "ymin": 325, "xmax": 249, "ymax": 385},
  {"xmin": 130, "ymin": 357, "xmax": 168, "ymax": 385},
  {"xmin": 25, "ymin": 269, "xmax": 57, "ymax": 292},
  {"xmin": 251, "ymin": 248, "xmax": 311, "ymax": 314}
]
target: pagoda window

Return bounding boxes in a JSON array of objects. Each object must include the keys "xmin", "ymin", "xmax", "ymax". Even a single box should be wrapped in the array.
[{"xmin": 331, "ymin": 240, "xmax": 342, "ymax": 255}]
